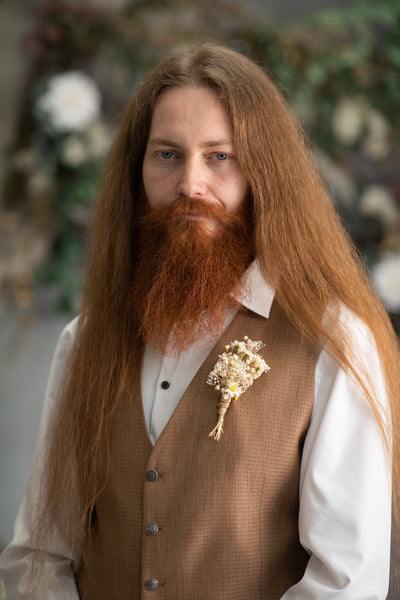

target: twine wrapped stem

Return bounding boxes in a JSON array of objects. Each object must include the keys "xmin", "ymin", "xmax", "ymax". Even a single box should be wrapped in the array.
[{"xmin": 208, "ymin": 396, "xmax": 232, "ymax": 441}]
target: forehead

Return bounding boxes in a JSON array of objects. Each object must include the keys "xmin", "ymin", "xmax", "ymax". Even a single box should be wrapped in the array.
[{"xmin": 148, "ymin": 86, "xmax": 233, "ymax": 141}]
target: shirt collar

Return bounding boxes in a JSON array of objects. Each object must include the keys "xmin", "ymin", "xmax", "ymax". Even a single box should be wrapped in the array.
[{"xmin": 232, "ymin": 259, "xmax": 276, "ymax": 319}]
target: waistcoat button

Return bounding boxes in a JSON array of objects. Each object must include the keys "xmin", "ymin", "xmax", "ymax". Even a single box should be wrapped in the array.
[
  {"xmin": 146, "ymin": 469, "xmax": 159, "ymax": 482},
  {"xmin": 145, "ymin": 578, "xmax": 159, "ymax": 591},
  {"xmin": 161, "ymin": 380, "xmax": 170, "ymax": 389},
  {"xmin": 145, "ymin": 522, "xmax": 159, "ymax": 536}
]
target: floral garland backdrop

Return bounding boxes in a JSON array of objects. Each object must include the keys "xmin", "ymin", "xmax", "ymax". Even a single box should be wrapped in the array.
[{"xmin": 1, "ymin": 0, "xmax": 399, "ymax": 331}]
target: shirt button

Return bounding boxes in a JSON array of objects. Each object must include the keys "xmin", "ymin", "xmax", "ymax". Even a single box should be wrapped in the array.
[
  {"xmin": 146, "ymin": 469, "xmax": 159, "ymax": 482},
  {"xmin": 145, "ymin": 578, "xmax": 159, "ymax": 591},
  {"xmin": 145, "ymin": 522, "xmax": 159, "ymax": 536},
  {"xmin": 161, "ymin": 380, "xmax": 170, "ymax": 390}
]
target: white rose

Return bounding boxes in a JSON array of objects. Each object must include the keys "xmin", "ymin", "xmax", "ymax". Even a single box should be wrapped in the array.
[
  {"xmin": 332, "ymin": 96, "xmax": 368, "ymax": 145},
  {"xmin": 359, "ymin": 185, "xmax": 399, "ymax": 227},
  {"xmin": 37, "ymin": 71, "xmax": 101, "ymax": 133},
  {"xmin": 371, "ymin": 252, "xmax": 400, "ymax": 312},
  {"xmin": 85, "ymin": 121, "xmax": 112, "ymax": 158},
  {"xmin": 362, "ymin": 109, "xmax": 391, "ymax": 160},
  {"xmin": 61, "ymin": 136, "xmax": 88, "ymax": 167}
]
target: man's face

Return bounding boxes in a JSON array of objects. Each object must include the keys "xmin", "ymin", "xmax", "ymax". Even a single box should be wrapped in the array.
[{"xmin": 142, "ymin": 85, "xmax": 249, "ymax": 234}]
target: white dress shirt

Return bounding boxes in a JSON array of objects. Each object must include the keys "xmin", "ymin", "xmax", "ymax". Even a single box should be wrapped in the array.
[{"xmin": 0, "ymin": 261, "xmax": 392, "ymax": 598}]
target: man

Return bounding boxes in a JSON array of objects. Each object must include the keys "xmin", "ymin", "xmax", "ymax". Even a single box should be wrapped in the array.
[{"xmin": 1, "ymin": 43, "xmax": 399, "ymax": 599}]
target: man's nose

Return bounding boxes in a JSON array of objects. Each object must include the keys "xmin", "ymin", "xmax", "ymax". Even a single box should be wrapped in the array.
[{"xmin": 176, "ymin": 158, "xmax": 207, "ymax": 198}]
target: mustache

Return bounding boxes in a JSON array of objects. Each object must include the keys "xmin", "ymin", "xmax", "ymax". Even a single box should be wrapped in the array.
[
  {"xmin": 138, "ymin": 196, "xmax": 237, "ymax": 228},
  {"xmin": 168, "ymin": 197, "xmax": 226, "ymax": 221}
]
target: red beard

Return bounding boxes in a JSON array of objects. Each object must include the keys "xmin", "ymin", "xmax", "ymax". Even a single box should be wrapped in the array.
[{"xmin": 130, "ymin": 196, "xmax": 253, "ymax": 354}]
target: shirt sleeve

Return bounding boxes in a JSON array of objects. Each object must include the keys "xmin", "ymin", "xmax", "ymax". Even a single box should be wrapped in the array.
[
  {"xmin": 281, "ymin": 309, "xmax": 392, "ymax": 599},
  {"xmin": 0, "ymin": 318, "xmax": 83, "ymax": 599}
]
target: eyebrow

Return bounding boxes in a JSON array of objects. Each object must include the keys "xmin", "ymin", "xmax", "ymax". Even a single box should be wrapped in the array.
[{"xmin": 147, "ymin": 137, "xmax": 234, "ymax": 148}]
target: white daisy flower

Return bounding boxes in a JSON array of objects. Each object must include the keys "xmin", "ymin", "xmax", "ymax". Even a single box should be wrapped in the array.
[
  {"xmin": 332, "ymin": 96, "xmax": 368, "ymax": 146},
  {"xmin": 37, "ymin": 71, "xmax": 101, "ymax": 133}
]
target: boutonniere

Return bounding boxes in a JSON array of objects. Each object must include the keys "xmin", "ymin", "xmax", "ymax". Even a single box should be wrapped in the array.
[{"xmin": 207, "ymin": 336, "xmax": 270, "ymax": 441}]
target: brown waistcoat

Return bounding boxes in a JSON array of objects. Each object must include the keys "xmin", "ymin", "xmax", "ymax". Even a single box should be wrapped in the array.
[{"xmin": 77, "ymin": 302, "xmax": 316, "ymax": 599}]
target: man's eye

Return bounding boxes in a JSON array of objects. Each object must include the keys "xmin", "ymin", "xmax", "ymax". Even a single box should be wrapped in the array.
[
  {"xmin": 214, "ymin": 153, "xmax": 228, "ymax": 161},
  {"xmin": 159, "ymin": 150, "xmax": 175, "ymax": 159}
]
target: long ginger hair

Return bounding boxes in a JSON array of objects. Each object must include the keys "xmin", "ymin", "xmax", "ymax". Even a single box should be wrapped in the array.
[{"xmin": 33, "ymin": 43, "xmax": 400, "ymax": 583}]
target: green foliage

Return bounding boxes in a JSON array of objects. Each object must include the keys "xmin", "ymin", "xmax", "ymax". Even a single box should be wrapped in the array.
[
  {"xmin": 250, "ymin": 0, "xmax": 400, "ymax": 140},
  {"xmin": 253, "ymin": 4, "xmax": 400, "ymax": 223}
]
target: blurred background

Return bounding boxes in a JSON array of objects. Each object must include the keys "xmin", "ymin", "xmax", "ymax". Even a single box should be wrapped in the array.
[{"xmin": 1, "ymin": 0, "xmax": 399, "ymax": 593}]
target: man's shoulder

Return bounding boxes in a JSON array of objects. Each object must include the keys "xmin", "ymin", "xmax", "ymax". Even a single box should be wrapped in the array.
[
  {"xmin": 60, "ymin": 314, "xmax": 80, "ymax": 341},
  {"xmin": 54, "ymin": 315, "xmax": 80, "ymax": 358}
]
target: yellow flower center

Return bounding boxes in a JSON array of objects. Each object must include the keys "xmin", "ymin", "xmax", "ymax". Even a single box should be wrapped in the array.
[{"xmin": 229, "ymin": 384, "xmax": 237, "ymax": 392}]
